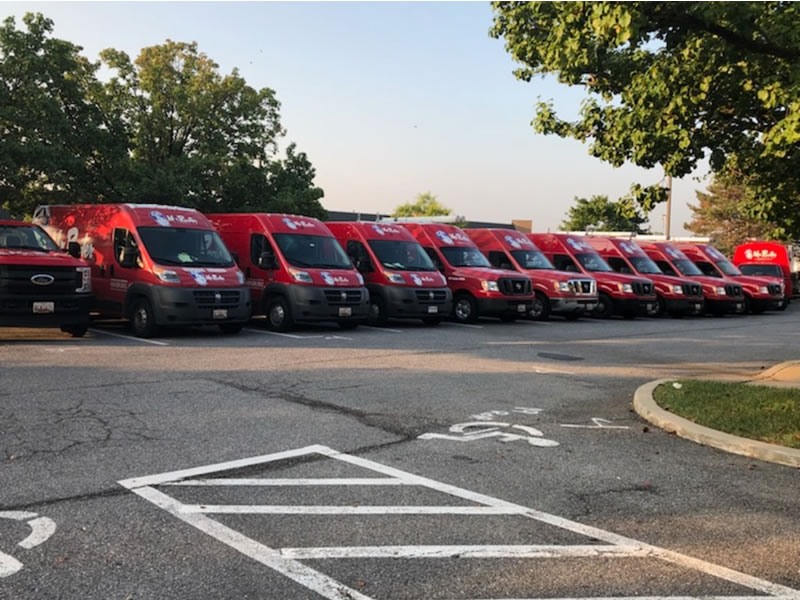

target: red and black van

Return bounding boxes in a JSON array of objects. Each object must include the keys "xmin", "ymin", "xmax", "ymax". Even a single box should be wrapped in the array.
[{"xmin": 732, "ymin": 241, "xmax": 792, "ymax": 304}]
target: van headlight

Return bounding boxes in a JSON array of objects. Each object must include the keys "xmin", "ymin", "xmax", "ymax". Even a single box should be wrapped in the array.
[
  {"xmin": 619, "ymin": 283, "xmax": 633, "ymax": 293},
  {"xmin": 76, "ymin": 267, "xmax": 91, "ymax": 292},
  {"xmin": 758, "ymin": 286, "xmax": 768, "ymax": 294},
  {"xmin": 155, "ymin": 268, "xmax": 181, "ymax": 283},
  {"xmin": 481, "ymin": 280, "xmax": 500, "ymax": 292},
  {"xmin": 715, "ymin": 286, "xmax": 726, "ymax": 295},
  {"xmin": 672, "ymin": 285, "xmax": 683, "ymax": 294},
  {"xmin": 289, "ymin": 268, "xmax": 313, "ymax": 283},
  {"xmin": 384, "ymin": 271, "xmax": 405, "ymax": 284},
  {"xmin": 357, "ymin": 273, "xmax": 365, "ymax": 285},
  {"xmin": 556, "ymin": 281, "xmax": 571, "ymax": 292},
  {"xmin": 236, "ymin": 270, "xmax": 246, "ymax": 284}
]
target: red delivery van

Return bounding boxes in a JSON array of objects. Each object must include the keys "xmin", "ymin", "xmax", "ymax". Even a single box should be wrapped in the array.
[
  {"xmin": 733, "ymin": 241, "xmax": 793, "ymax": 303},
  {"xmin": 585, "ymin": 237, "xmax": 704, "ymax": 317},
  {"xmin": 676, "ymin": 243, "xmax": 784, "ymax": 313},
  {"xmin": 208, "ymin": 213, "xmax": 369, "ymax": 331},
  {"xmin": 326, "ymin": 222, "xmax": 451, "ymax": 325},
  {"xmin": 530, "ymin": 233, "xmax": 656, "ymax": 318},
  {"xmin": 1, "ymin": 219, "xmax": 92, "ymax": 337},
  {"xmin": 35, "ymin": 204, "xmax": 251, "ymax": 337},
  {"xmin": 401, "ymin": 223, "xmax": 534, "ymax": 323},
  {"xmin": 638, "ymin": 241, "xmax": 745, "ymax": 316},
  {"xmin": 466, "ymin": 228, "xmax": 597, "ymax": 320}
]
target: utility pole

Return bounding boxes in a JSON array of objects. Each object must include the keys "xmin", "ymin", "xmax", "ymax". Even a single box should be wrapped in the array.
[{"xmin": 665, "ymin": 174, "xmax": 673, "ymax": 240}]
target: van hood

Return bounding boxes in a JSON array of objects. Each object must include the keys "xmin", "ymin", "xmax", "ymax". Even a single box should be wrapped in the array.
[
  {"xmin": 303, "ymin": 268, "xmax": 363, "ymax": 287},
  {"xmin": 644, "ymin": 273, "xmax": 693, "ymax": 286},
  {"xmin": 0, "ymin": 249, "xmax": 86, "ymax": 268},
  {"xmin": 589, "ymin": 271, "xmax": 651, "ymax": 285},
  {"xmin": 450, "ymin": 267, "xmax": 522, "ymax": 280},
  {"xmin": 732, "ymin": 274, "xmax": 784, "ymax": 293},
  {"xmin": 387, "ymin": 270, "xmax": 447, "ymax": 287},
  {"xmin": 170, "ymin": 266, "xmax": 243, "ymax": 288}
]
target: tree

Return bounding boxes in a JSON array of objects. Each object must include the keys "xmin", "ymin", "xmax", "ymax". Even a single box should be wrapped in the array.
[
  {"xmin": 685, "ymin": 176, "xmax": 774, "ymax": 256},
  {"xmin": 393, "ymin": 192, "xmax": 452, "ymax": 217},
  {"xmin": 491, "ymin": 2, "xmax": 800, "ymax": 233},
  {"xmin": 560, "ymin": 195, "xmax": 649, "ymax": 233}
]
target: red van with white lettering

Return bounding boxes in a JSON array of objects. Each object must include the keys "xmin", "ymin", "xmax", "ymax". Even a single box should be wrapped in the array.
[
  {"xmin": 676, "ymin": 243, "xmax": 784, "ymax": 313},
  {"xmin": 34, "ymin": 204, "xmax": 250, "ymax": 337},
  {"xmin": 326, "ymin": 222, "xmax": 451, "ymax": 325},
  {"xmin": 637, "ymin": 241, "xmax": 745, "ymax": 316},
  {"xmin": 466, "ymin": 228, "xmax": 597, "ymax": 320},
  {"xmin": 530, "ymin": 233, "xmax": 656, "ymax": 318},
  {"xmin": 1, "ymin": 219, "xmax": 92, "ymax": 336},
  {"xmin": 208, "ymin": 214, "xmax": 369, "ymax": 331},
  {"xmin": 401, "ymin": 223, "xmax": 533, "ymax": 323},
  {"xmin": 585, "ymin": 237, "xmax": 704, "ymax": 317},
  {"xmin": 732, "ymin": 241, "xmax": 792, "ymax": 304}
]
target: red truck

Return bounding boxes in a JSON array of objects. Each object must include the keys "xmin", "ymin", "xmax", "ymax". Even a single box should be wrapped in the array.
[
  {"xmin": 530, "ymin": 233, "xmax": 656, "ymax": 318},
  {"xmin": 0, "ymin": 219, "xmax": 92, "ymax": 336},
  {"xmin": 326, "ymin": 221, "xmax": 451, "ymax": 325},
  {"xmin": 585, "ymin": 236, "xmax": 704, "ymax": 317},
  {"xmin": 466, "ymin": 228, "xmax": 597, "ymax": 320},
  {"xmin": 208, "ymin": 213, "xmax": 369, "ymax": 331},
  {"xmin": 732, "ymin": 241, "xmax": 794, "ymax": 304},
  {"xmin": 638, "ymin": 241, "xmax": 745, "ymax": 316},
  {"xmin": 401, "ymin": 223, "xmax": 534, "ymax": 323},
  {"xmin": 676, "ymin": 243, "xmax": 784, "ymax": 313},
  {"xmin": 35, "ymin": 204, "xmax": 251, "ymax": 337}
]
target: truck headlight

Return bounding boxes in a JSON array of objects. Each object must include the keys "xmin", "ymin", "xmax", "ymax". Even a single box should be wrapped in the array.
[
  {"xmin": 289, "ymin": 268, "xmax": 313, "ymax": 283},
  {"xmin": 758, "ymin": 286, "xmax": 768, "ymax": 294},
  {"xmin": 715, "ymin": 286, "xmax": 726, "ymax": 295},
  {"xmin": 384, "ymin": 271, "xmax": 405, "ymax": 284},
  {"xmin": 154, "ymin": 268, "xmax": 181, "ymax": 283},
  {"xmin": 76, "ymin": 266, "xmax": 91, "ymax": 292},
  {"xmin": 481, "ymin": 280, "xmax": 500, "ymax": 292},
  {"xmin": 672, "ymin": 285, "xmax": 683, "ymax": 294}
]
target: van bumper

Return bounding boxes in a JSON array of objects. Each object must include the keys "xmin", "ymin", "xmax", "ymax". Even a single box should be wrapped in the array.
[
  {"xmin": 706, "ymin": 298, "xmax": 745, "ymax": 314},
  {"xmin": 664, "ymin": 298, "xmax": 705, "ymax": 315},
  {"xmin": 0, "ymin": 293, "xmax": 92, "ymax": 328},
  {"xmin": 287, "ymin": 285, "xmax": 370, "ymax": 323},
  {"xmin": 612, "ymin": 297, "xmax": 657, "ymax": 316},
  {"xmin": 381, "ymin": 286, "xmax": 452, "ymax": 319},
  {"xmin": 751, "ymin": 297, "xmax": 784, "ymax": 311},
  {"xmin": 476, "ymin": 296, "xmax": 533, "ymax": 317},
  {"xmin": 150, "ymin": 286, "xmax": 251, "ymax": 326},
  {"xmin": 550, "ymin": 297, "xmax": 598, "ymax": 314}
]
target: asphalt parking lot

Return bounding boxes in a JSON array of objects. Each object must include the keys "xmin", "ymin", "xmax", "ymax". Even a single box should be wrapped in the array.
[{"xmin": 1, "ymin": 310, "xmax": 799, "ymax": 600}]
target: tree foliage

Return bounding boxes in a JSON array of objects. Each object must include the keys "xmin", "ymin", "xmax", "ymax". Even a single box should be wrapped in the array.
[
  {"xmin": 0, "ymin": 14, "xmax": 326, "ymax": 218},
  {"xmin": 685, "ymin": 176, "xmax": 774, "ymax": 256},
  {"xmin": 393, "ymin": 192, "xmax": 452, "ymax": 217},
  {"xmin": 560, "ymin": 195, "xmax": 649, "ymax": 233},
  {"xmin": 491, "ymin": 2, "xmax": 800, "ymax": 231}
]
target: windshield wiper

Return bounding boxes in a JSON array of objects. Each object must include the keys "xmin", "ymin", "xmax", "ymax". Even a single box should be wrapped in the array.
[
  {"xmin": 315, "ymin": 263, "xmax": 349, "ymax": 269},
  {"xmin": 287, "ymin": 259, "xmax": 313, "ymax": 267},
  {"xmin": 151, "ymin": 257, "xmax": 186, "ymax": 266}
]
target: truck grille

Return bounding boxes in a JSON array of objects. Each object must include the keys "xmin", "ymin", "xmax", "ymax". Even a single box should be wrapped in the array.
[
  {"xmin": 323, "ymin": 289, "xmax": 363, "ymax": 305},
  {"xmin": 0, "ymin": 265, "xmax": 78, "ymax": 295},
  {"xmin": 682, "ymin": 283, "xmax": 702, "ymax": 296},
  {"xmin": 632, "ymin": 281, "xmax": 653, "ymax": 296},
  {"xmin": 725, "ymin": 284, "xmax": 742, "ymax": 297},
  {"xmin": 569, "ymin": 279, "xmax": 595, "ymax": 295},
  {"xmin": 193, "ymin": 290, "xmax": 241, "ymax": 308},
  {"xmin": 414, "ymin": 289, "xmax": 448, "ymax": 304},
  {"xmin": 498, "ymin": 278, "xmax": 531, "ymax": 296},
  {"xmin": 768, "ymin": 283, "xmax": 782, "ymax": 295}
]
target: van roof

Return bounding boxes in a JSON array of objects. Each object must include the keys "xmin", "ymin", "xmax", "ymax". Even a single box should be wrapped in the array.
[
  {"xmin": 405, "ymin": 223, "xmax": 476, "ymax": 247},
  {"xmin": 42, "ymin": 204, "xmax": 212, "ymax": 229},
  {"xmin": 334, "ymin": 221, "xmax": 416, "ymax": 242},
  {"xmin": 480, "ymin": 228, "xmax": 539, "ymax": 251},
  {"xmin": 605, "ymin": 237, "xmax": 649, "ymax": 258}
]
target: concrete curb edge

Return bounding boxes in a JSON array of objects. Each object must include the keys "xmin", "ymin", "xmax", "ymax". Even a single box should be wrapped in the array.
[{"xmin": 633, "ymin": 378, "xmax": 800, "ymax": 469}]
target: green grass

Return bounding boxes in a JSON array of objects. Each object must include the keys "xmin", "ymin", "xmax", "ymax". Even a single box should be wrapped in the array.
[{"xmin": 654, "ymin": 380, "xmax": 800, "ymax": 449}]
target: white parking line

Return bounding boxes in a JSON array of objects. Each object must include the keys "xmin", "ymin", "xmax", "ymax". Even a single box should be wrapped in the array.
[
  {"xmin": 89, "ymin": 328, "xmax": 168, "ymax": 346},
  {"xmin": 181, "ymin": 505, "xmax": 520, "ymax": 515},
  {"xmin": 164, "ymin": 478, "xmax": 406, "ymax": 486},
  {"xmin": 244, "ymin": 328, "xmax": 321, "ymax": 340},
  {"xmin": 278, "ymin": 544, "xmax": 647, "ymax": 559},
  {"xmin": 361, "ymin": 325, "xmax": 403, "ymax": 333}
]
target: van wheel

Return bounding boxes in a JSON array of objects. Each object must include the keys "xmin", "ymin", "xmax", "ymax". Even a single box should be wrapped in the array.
[
  {"xmin": 219, "ymin": 323, "xmax": 244, "ymax": 335},
  {"xmin": 266, "ymin": 297, "xmax": 293, "ymax": 332},
  {"xmin": 60, "ymin": 325, "xmax": 88, "ymax": 338},
  {"xmin": 652, "ymin": 295, "xmax": 666, "ymax": 317},
  {"xmin": 453, "ymin": 293, "xmax": 478, "ymax": 323},
  {"xmin": 368, "ymin": 296, "xmax": 388, "ymax": 326},
  {"xmin": 592, "ymin": 293, "xmax": 614, "ymax": 319},
  {"xmin": 529, "ymin": 292, "xmax": 550, "ymax": 321},
  {"xmin": 131, "ymin": 297, "xmax": 159, "ymax": 338},
  {"xmin": 743, "ymin": 295, "xmax": 753, "ymax": 314},
  {"xmin": 422, "ymin": 317, "xmax": 441, "ymax": 326}
]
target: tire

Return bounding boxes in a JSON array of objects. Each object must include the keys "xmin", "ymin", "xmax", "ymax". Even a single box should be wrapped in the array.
[
  {"xmin": 422, "ymin": 317, "xmax": 441, "ymax": 326},
  {"xmin": 338, "ymin": 321, "xmax": 359, "ymax": 330},
  {"xmin": 529, "ymin": 292, "xmax": 550, "ymax": 321},
  {"xmin": 778, "ymin": 301, "xmax": 788, "ymax": 311},
  {"xmin": 219, "ymin": 323, "xmax": 244, "ymax": 335},
  {"xmin": 266, "ymin": 297, "xmax": 293, "ymax": 332},
  {"xmin": 60, "ymin": 325, "xmax": 88, "ymax": 338},
  {"xmin": 592, "ymin": 293, "xmax": 614, "ymax": 319},
  {"xmin": 130, "ymin": 297, "xmax": 159, "ymax": 338},
  {"xmin": 652, "ymin": 295, "xmax": 666, "ymax": 317},
  {"xmin": 452, "ymin": 292, "xmax": 478, "ymax": 323},
  {"xmin": 368, "ymin": 296, "xmax": 389, "ymax": 326},
  {"xmin": 744, "ymin": 295, "xmax": 753, "ymax": 314}
]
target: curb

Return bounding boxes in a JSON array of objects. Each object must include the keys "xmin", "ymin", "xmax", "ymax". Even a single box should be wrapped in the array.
[{"xmin": 633, "ymin": 378, "xmax": 800, "ymax": 469}]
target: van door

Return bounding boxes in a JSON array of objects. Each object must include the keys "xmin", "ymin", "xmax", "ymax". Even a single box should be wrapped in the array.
[
  {"xmin": 108, "ymin": 228, "xmax": 140, "ymax": 316},
  {"xmin": 488, "ymin": 251, "xmax": 514, "ymax": 270},
  {"xmin": 424, "ymin": 247, "xmax": 446, "ymax": 273},
  {"xmin": 346, "ymin": 240, "xmax": 374, "ymax": 276}
]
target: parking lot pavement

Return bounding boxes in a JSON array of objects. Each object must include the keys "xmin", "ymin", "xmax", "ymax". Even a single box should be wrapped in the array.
[{"xmin": 1, "ymin": 309, "xmax": 799, "ymax": 598}]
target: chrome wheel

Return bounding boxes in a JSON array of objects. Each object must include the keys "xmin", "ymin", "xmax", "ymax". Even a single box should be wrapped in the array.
[
  {"xmin": 455, "ymin": 298, "xmax": 472, "ymax": 320},
  {"xmin": 269, "ymin": 304, "xmax": 285, "ymax": 328}
]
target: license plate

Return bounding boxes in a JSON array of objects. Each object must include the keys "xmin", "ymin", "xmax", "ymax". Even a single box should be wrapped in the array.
[
  {"xmin": 212, "ymin": 309, "xmax": 228, "ymax": 320},
  {"xmin": 517, "ymin": 304, "xmax": 527, "ymax": 313},
  {"xmin": 736, "ymin": 303, "xmax": 743, "ymax": 311},
  {"xmin": 33, "ymin": 301, "xmax": 55, "ymax": 314},
  {"xmin": 427, "ymin": 305, "xmax": 438, "ymax": 314},
  {"xmin": 339, "ymin": 306, "xmax": 352, "ymax": 317}
]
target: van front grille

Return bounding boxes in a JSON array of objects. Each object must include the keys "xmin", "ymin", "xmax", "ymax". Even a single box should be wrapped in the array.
[
  {"xmin": 323, "ymin": 289, "xmax": 363, "ymax": 305},
  {"xmin": 498, "ymin": 278, "xmax": 531, "ymax": 296},
  {"xmin": 193, "ymin": 290, "xmax": 241, "ymax": 308},
  {"xmin": 632, "ymin": 281, "xmax": 653, "ymax": 296},
  {"xmin": 682, "ymin": 283, "xmax": 701, "ymax": 296},
  {"xmin": 725, "ymin": 284, "xmax": 742, "ymax": 297},
  {"xmin": 414, "ymin": 290, "xmax": 448, "ymax": 304}
]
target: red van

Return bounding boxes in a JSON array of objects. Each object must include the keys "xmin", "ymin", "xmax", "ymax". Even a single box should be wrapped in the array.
[
  {"xmin": 326, "ymin": 222, "xmax": 451, "ymax": 325},
  {"xmin": 35, "ymin": 204, "xmax": 250, "ymax": 337},
  {"xmin": 208, "ymin": 213, "xmax": 368, "ymax": 331},
  {"xmin": 585, "ymin": 237, "xmax": 704, "ymax": 317},
  {"xmin": 466, "ymin": 228, "xmax": 597, "ymax": 320},
  {"xmin": 530, "ymin": 233, "xmax": 656, "ymax": 318},
  {"xmin": 1, "ymin": 219, "xmax": 92, "ymax": 336},
  {"xmin": 676, "ymin": 243, "xmax": 784, "ymax": 313},
  {"xmin": 401, "ymin": 223, "xmax": 534, "ymax": 323},
  {"xmin": 638, "ymin": 241, "xmax": 745, "ymax": 316},
  {"xmin": 733, "ymin": 241, "xmax": 793, "ymax": 303}
]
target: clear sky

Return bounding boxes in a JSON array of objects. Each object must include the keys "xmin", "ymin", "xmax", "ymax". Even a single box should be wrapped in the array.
[{"xmin": 5, "ymin": 1, "xmax": 708, "ymax": 234}]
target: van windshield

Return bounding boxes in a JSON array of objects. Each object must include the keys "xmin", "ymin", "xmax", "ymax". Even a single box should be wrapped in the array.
[
  {"xmin": 715, "ymin": 259, "xmax": 741, "ymax": 276},
  {"xmin": 273, "ymin": 233, "xmax": 351, "ymax": 269},
  {"xmin": 671, "ymin": 258, "xmax": 703, "ymax": 276},
  {"xmin": 629, "ymin": 256, "xmax": 662, "ymax": 274},
  {"xmin": 138, "ymin": 227, "xmax": 234, "ymax": 267},
  {"xmin": 740, "ymin": 264, "xmax": 783, "ymax": 277},
  {"xmin": 368, "ymin": 240, "xmax": 437, "ymax": 271},
  {"xmin": 439, "ymin": 246, "xmax": 491, "ymax": 268},
  {"xmin": 574, "ymin": 253, "xmax": 613, "ymax": 272},
  {"xmin": 511, "ymin": 250, "xmax": 554, "ymax": 270},
  {"xmin": 0, "ymin": 224, "xmax": 60, "ymax": 252}
]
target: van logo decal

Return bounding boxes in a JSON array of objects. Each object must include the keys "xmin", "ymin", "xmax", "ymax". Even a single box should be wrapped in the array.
[
  {"xmin": 340, "ymin": 291, "xmax": 347, "ymax": 302},
  {"xmin": 620, "ymin": 242, "xmax": 638, "ymax": 255},
  {"xmin": 188, "ymin": 270, "xmax": 208, "ymax": 286},
  {"xmin": 410, "ymin": 274, "xmax": 423, "ymax": 286},
  {"xmin": 215, "ymin": 292, "xmax": 222, "ymax": 303},
  {"xmin": 504, "ymin": 235, "xmax": 521, "ymax": 250},
  {"xmin": 150, "ymin": 211, "xmax": 172, "ymax": 227},
  {"xmin": 435, "ymin": 230, "xmax": 454, "ymax": 245},
  {"xmin": 30, "ymin": 274, "xmax": 55, "ymax": 286},
  {"xmin": 282, "ymin": 217, "xmax": 315, "ymax": 231},
  {"xmin": 321, "ymin": 272, "xmax": 336, "ymax": 286},
  {"xmin": 429, "ymin": 291, "xmax": 434, "ymax": 300}
]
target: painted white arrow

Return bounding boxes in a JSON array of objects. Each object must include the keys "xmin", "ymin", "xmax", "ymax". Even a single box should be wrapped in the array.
[{"xmin": 0, "ymin": 511, "xmax": 57, "ymax": 578}]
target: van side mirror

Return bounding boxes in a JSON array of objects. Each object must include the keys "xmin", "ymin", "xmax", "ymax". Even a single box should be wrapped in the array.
[
  {"xmin": 119, "ymin": 248, "xmax": 139, "ymax": 269},
  {"xmin": 258, "ymin": 251, "xmax": 278, "ymax": 269},
  {"xmin": 67, "ymin": 241, "xmax": 81, "ymax": 259}
]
